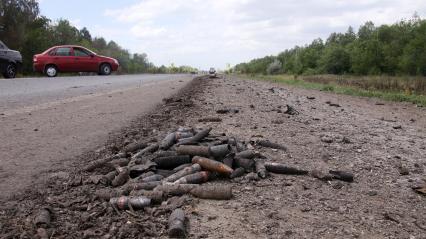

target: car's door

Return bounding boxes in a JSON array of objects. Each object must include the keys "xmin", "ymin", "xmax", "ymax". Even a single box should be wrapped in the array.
[
  {"xmin": 53, "ymin": 47, "xmax": 73, "ymax": 72},
  {"xmin": 0, "ymin": 42, "xmax": 7, "ymax": 70},
  {"xmin": 72, "ymin": 47, "xmax": 97, "ymax": 72}
]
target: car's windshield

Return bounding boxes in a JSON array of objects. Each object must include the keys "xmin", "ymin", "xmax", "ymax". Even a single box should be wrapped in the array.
[
  {"xmin": 74, "ymin": 47, "xmax": 92, "ymax": 57},
  {"xmin": 0, "ymin": 40, "xmax": 7, "ymax": 49},
  {"xmin": 82, "ymin": 47, "xmax": 96, "ymax": 55}
]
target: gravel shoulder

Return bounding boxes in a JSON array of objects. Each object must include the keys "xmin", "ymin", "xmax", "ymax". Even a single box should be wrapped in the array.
[
  {"xmin": 1, "ymin": 75, "xmax": 425, "ymax": 238},
  {"xmin": 188, "ymin": 76, "xmax": 426, "ymax": 238}
]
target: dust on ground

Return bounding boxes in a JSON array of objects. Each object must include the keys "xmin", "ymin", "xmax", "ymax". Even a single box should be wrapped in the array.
[{"xmin": 1, "ymin": 75, "xmax": 425, "ymax": 238}]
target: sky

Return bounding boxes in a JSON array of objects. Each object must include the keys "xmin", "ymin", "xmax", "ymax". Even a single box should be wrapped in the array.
[{"xmin": 38, "ymin": 0, "xmax": 426, "ymax": 70}]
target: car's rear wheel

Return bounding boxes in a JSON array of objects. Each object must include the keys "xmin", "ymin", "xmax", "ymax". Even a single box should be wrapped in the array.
[
  {"xmin": 99, "ymin": 63, "xmax": 112, "ymax": 75},
  {"xmin": 3, "ymin": 63, "xmax": 16, "ymax": 79},
  {"xmin": 45, "ymin": 65, "xmax": 58, "ymax": 77}
]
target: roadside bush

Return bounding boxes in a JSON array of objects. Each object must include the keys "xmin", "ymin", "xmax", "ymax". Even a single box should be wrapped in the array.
[{"xmin": 266, "ymin": 59, "xmax": 282, "ymax": 75}]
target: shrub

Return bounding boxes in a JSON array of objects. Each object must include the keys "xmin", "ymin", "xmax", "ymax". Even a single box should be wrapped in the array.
[{"xmin": 266, "ymin": 60, "xmax": 283, "ymax": 75}]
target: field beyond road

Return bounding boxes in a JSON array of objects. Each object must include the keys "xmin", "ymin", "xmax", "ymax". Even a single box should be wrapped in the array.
[{"xmin": 241, "ymin": 74, "xmax": 426, "ymax": 107}]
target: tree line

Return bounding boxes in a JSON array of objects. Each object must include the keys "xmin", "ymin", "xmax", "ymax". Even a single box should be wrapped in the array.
[
  {"xmin": 234, "ymin": 15, "xmax": 426, "ymax": 76},
  {"xmin": 0, "ymin": 0, "xmax": 197, "ymax": 75}
]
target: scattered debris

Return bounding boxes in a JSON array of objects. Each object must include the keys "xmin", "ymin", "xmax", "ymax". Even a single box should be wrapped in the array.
[
  {"xmin": 216, "ymin": 108, "xmax": 239, "ymax": 114},
  {"xmin": 284, "ymin": 105, "xmax": 300, "ymax": 115},
  {"xmin": 168, "ymin": 209, "xmax": 187, "ymax": 238},
  {"xmin": 257, "ymin": 140, "xmax": 288, "ymax": 151},
  {"xmin": 34, "ymin": 207, "xmax": 51, "ymax": 228},
  {"xmin": 326, "ymin": 101, "xmax": 341, "ymax": 107},
  {"xmin": 412, "ymin": 186, "xmax": 426, "ymax": 195},
  {"xmin": 320, "ymin": 135, "xmax": 334, "ymax": 143},
  {"xmin": 398, "ymin": 165, "xmax": 410, "ymax": 175},
  {"xmin": 198, "ymin": 117, "xmax": 222, "ymax": 122}
]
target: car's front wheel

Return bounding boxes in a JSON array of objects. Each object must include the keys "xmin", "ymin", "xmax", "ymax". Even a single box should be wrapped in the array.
[
  {"xmin": 99, "ymin": 63, "xmax": 112, "ymax": 75},
  {"xmin": 3, "ymin": 63, "xmax": 17, "ymax": 79},
  {"xmin": 45, "ymin": 65, "xmax": 58, "ymax": 77}
]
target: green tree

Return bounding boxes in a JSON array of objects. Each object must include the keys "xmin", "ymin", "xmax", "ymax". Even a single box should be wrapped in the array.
[{"xmin": 319, "ymin": 45, "xmax": 350, "ymax": 74}]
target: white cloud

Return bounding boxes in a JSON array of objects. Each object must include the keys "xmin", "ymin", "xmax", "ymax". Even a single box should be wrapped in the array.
[{"xmin": 104, "ymin": 0, "xmax": 426, "ymax": 69}]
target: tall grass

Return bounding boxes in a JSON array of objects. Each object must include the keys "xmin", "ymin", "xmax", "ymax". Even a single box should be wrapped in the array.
[
  {"xmin": 241, "ymin": 74, "xmax": 426, "ymax": 107},
  {"xmin": 301, "ymin": 75, "xmax": 426, "ymax": 95}
]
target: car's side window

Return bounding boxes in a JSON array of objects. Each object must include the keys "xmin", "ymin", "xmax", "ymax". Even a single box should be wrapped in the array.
[
  {"xmin": 74, "ymin": 48, "xmax": 90, "ymax": 57},
  {"xmin": 55, "ymin": 47, "xmax": 71, "ymax": 56},
  {"xmin": 48, "ymin": 49, "xmax": 56, "ymax": 56}
]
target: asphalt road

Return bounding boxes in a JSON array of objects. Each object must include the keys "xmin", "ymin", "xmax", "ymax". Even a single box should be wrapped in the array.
[{"xmin": 0, "ymin": 74, "xmax": 193, "ymax": 201}]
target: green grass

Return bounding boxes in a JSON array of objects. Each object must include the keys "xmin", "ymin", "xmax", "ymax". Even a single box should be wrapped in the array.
[{"xmin": 240, "ymin": 74, "xmax": 426, "ymax": 107}]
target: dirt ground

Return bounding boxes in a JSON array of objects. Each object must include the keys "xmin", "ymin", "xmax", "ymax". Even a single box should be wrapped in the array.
[{"xmin": 1, "ymin": 75, "xmax": 425, "ymax": 238}]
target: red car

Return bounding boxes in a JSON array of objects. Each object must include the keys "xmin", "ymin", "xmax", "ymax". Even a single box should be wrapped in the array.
[{"xmin": 33, "ymin": 45, "xmax": 119, "ymax": 77}]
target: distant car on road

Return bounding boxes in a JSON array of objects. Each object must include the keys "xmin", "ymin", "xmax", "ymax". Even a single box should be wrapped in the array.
[
  {"xmin": 209, "ymin": 67, "xmax": 217, "ymax": 78},
  {"xmin": 33, "ymin": 45, "xmax": 119, "ymax": 77},
  {"xmin": 0, "ymin": 40, "xmax": 22, "ymax": 79}
]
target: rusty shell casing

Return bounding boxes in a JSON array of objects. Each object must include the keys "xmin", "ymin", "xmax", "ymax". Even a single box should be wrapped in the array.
[
  {"xmin": 154, "ymin": 155, "xmax": 192, "ymax": 169},
  {"xmin": 110, "ymin": 196, "xmax": 151, "ymax": 210},
  {"xmin": 124, "ymin": 181, "xmax": 162, "ymax": 194},
  {"xmin": 34, "ymin": 208, "xmax": 51, "ymax": 228},
  {"xmin": 257, "ymin": 140, "xmax": 287, "ymax": 151},
  {"xmin": 84, "ymin": 153, "xmax": 126, "ymax": 172},
  {"xmin": 175, "ymin": 131, "xmax": 194, "ymax": 140},
  {"xmin": 172, "ymin": 163, "xmax": 193, "ymax": 173},
  {"xmin": 123, "ymin": 141, "xmax": 147, "ymax": 153},
  {"xmin": 329, "ymin": 170, "xmax": 354, "ymax": 182},
  {"xmin": 37, "ymin": 228, "xmax": 49, "ymax": 239},
  {"xmin": 236, "ymin": 142, "xmax": 247, "ymax": 152},
  {"xmin": 108, "ymin": 158, "xmax": 130, "ymax": 168},
  {"xmin": 111, "ymin": 168, "xmax": 130, "ymax": 187},
  {"xmin": 227, "ymin": 137, "xmax": 237, "ymax": 146},
  {"xmin": 168, "ymin": 209, "xmax": 186, "ymax": 238},
  {"xmin": 160, "ymin": 133, "xmax": 176, "ymax": 150},
  {"xmin": 209, "ymin": 144, "xmax": 231, "ymax": 159},
  {"xmin": 190, "ymin": 185, "xmax": 232, "ymax": 200},
  {"xmin": 141, "ymin": 174, "xmax": 164, "ymax": 182},
  {"xmin": 155, "ymin": 169, "xmax": 174, "ymax": 178},
  {"xmin": 100, "ymin": 171, "xmax": 117, "ymax": 185},
  {"xmin": 154, "ymin": 150, "xmax": 178, "ymax": 158},
  {"xmin": 135, "ymin": 171, "xmax": 155, "ymax": 180},
  {"xmin": 132, "ymin": 143, "xmax": 159, "ymax": 159},
  {"xmin": 235, "ymin": 150, "xmax": 257, "ymax": 159},
  {"xmin": 177, "ymin": 127, "xmax": 193, "ymax": 132},
  {"xmin": 176, "ymin": 145, "xmax": 210, "ymax": 157},
  {"xmin": 95, "ymin": 188, "xmax": 126, "ymax": 201},
  {"xmin": 234, "ymin": 157, "xmax": 255, "ymax": 171},
  {"xmin": 129, "ymin": 163, "xmax": 157, "ymax": 178},
  {"xmin": 165, "ymin": 164, "xmax": 202, "ymax": 182},
  {"xmin": 83, "ymin": 158, "xmax": 109, "ymax": 172},
  {"xmin": 130, "ymin": 190, "xmax": 164, "ymax": 204},
  {"xmin": 255, "ymin": 160, "xmax": 267, "ymax": 179},
  {"xmin": 173, "ymin": 171, "xmax": 210, "ymax": 184},
  {"xmin": 177, "ymin": 128, "xmax": 212, "ymax": 145},
  {"xmin": 264, "ymin": 162, "xmax": 308, "ymax": 175},
  {"xmin": 310, "ymin": 170, "xmax": 333, "ymax": 181},
  {"xmin": 230, "ymin": 167, "xmax": 246, "ymax": 179},
  {"xmin": 192, "ymin": 156, "xmax": 234, "ymax": 175},
  {"xmin": 222, "ymin": 153, "xmax": 234, "ymax": 168},
  {"xmin": 198, "ymin": 117, "xmax": 222, "ymax": 122},
  {"xmin": 154, "ymin": 184, "xmax": 199, "ymax": 196},
  {"xmin": 208, "ymin": 140, "xmax": 225, "ymax": 146}
]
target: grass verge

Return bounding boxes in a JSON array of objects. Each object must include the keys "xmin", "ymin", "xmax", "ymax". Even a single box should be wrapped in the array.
[{"xmin": 240, "ymin": 74, "xmax": 426, "ymax": 107}]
